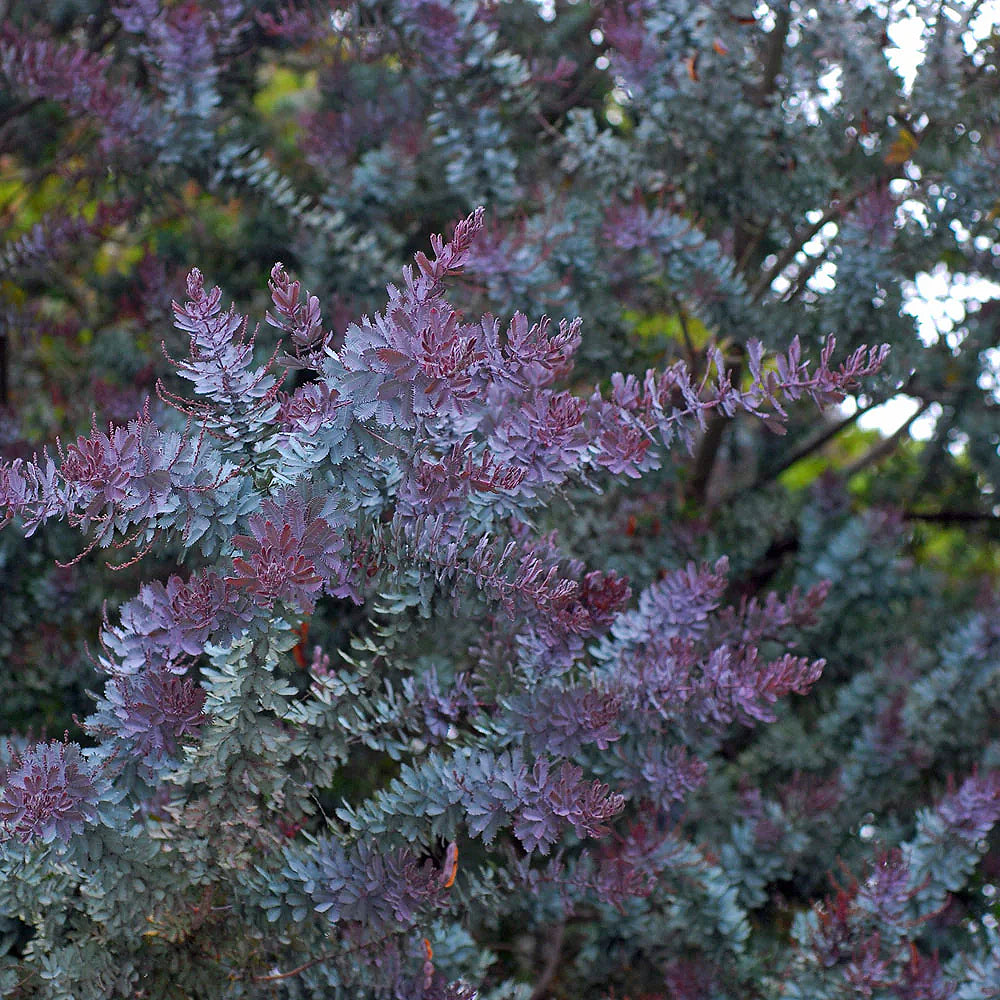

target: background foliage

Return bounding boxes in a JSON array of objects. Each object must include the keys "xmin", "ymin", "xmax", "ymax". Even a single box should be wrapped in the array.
[{"xmin": 1, "ymin": 0, "xmax": 999, "ymax": 997}]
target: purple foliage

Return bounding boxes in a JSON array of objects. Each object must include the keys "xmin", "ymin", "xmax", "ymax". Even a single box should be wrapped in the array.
[
  {"xmin": 106, "ymin": 669, "xmax": 207, "ymax": 758},
  {"xmin": 0, "ymin": 25, "xmax": 153, "ymax": 152},
  {"xmin": 0, "ymin": 405, "xmax": 185, "ymax": 552},
  {"xmin": 935, "ymin": 772, "xmax": 1000, "ymax": 843},
  {"xmin": 512, "ymin": 759, "xmax": 625, "ymax": 855},
  {"xmin": 514, "ymin": 686, "xmax": 622, "ymax": 757},
  {"xmin": 663, "ymin": 959, "xmax": 719, "ymax": 1000},
  {"xmin": 1, "ymin": 201, "xmax": 137, "ymax": 280},
  {"xmin": 4, "ymin": 0, "xmax": 999, "ymax": 992},
  {"xmin": 856, "ymin": 849, "xmax": 913, "ymax": 927},
  {"xmin": 809, "ymin": 883, "xmax": 858, "ymax": 968},
  {"xmin": 398, "ymin": 0, "xmax": 463, "ymax": 70},
  {"xmin": 600, "ymin": 559, "xmax": 826, "ymax": 727},
  {"xmin": 59, "ymin": 423, "xmax": 143, "ymax": 518},
  {"xmin": 267, "ymin": 263, "xmax": 334, "ymax": 367},
  {"xmin": 229, "ymin": 493, "xmax": 344, "ymax": 611},
  {"xmin": 167, "ymin": 268, "xmax": 282, "ymax": 412},
  {"xmin": 797, "ymin": 844, "xmax": 964, "ymax": 996},
  {"xmin": 583, "ymin": 851, "xmax": 658, "ymax": 910},
  {"xmin": 603, "ymin": 194, "xmax": 681, "ymax": 251},
  {"xmin": 306, "ymin": 837, "xmax": 446, "ymax": 930},
  {"xmin": 601, "ymin": 2, "xmax": 659, "ymax": 85},
  {"xmin": 895, "ymin": 950, "xmax": 957, "ymax": 1000},
  {"xmin": 397, "ymin": 437, "xmax": 526, "ymax": 524},
  {"xmin": 403, "ymin": 669, "xmax": 481, "ymax": 742},
  {"xmin": 628, "ymin": 743, "xmax": 707, "ymax": 804},
  {"xmin": 101, "ymin": 570, "xmax": 250, "ymax": 677},
  {"xmin": 277, "ymin": 381, "xmax": 343, "ymax": 435},
  {"xmin": 0, "ymin": 207, "xmax": 906, "ymax": 994},
  {"xmin": 845, "ymin": 934, "xmax": 893, "ymax": 996},
  {"xmin": 847, "ymin": 185, "xmax": 898, "ymax": 250},
  {"xmin": 488, "ymin": 389, "xmax": 590, "ymax": 488},
  {"xmin": 255, "ymin": 3, "xmax": 316, "ymax": 42},
  {"xmin": 112, "ymin": 0, "xmax": 248, "ymax": 101},
  {"xmin": 445, "ymin": 750, "xmax": 624, "ymax": 855},
  {"xmin": 0, "ymin": 740, "xmax": 98, "ymax": 843}
]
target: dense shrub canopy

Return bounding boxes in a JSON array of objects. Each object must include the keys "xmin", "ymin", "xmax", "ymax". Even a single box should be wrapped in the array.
[{"xmin": 1, "ymin": 1, "xmax": 999, "ymax": 997}]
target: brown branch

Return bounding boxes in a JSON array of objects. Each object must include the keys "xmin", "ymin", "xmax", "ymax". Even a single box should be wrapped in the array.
[
  {"xmin": 734, "ymin": 218, "xmax": 768, "ymax": 275},
  {"xmin": 0, "ymin": 325, "xmax": 7, "ymax": 407},
  {"xmin": 749, "ymin": 185, "xmax": 872, "ymax": 303},
  {"xmin": 0, "ymin": 96, "xmax": 44, "ymax": 132},
  {"xmin": 903, "ymin": 509, "xmax": 1000, "ymax": 525},
  {"xmin": 672, "ymin": 294, "xmax": 697, "ymax": 366},
  {"xmin": 748, "ymin": 143, "xmax": 912, "ymax": 306},
  {"xmin": 780, "ymin": 239, "xmax": 835, "ymax": 305},
  {"xmin": 842, "ymin": 400, "xmax": 930, "ymax": 479},
  {"xmin": 755, "ymin": 1, "xmax": 792, "ymax": 106},
  {"xmin": 751, "ymin": 396, "xmax": 884, "ymax": 490},
  {"xmin": 730, "ymin": 531, "xmax": 800, "ymax": 599},
  {"xmin": 962, "ymin": 0, "xmax": 988, "ymax": 32},
  {"xmin": 252, "ymin": 949, "xmax": 339, "ymax": 983},
  {"xmin": 529, "ymin": 920, "xmax": 566, "ymax": 1000},
  {"xmin": 684, "ymin": 350, "xmax": 744, "ymax": 507}
]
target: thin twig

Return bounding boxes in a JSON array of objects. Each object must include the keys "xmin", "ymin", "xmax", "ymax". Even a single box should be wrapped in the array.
[
  {"xmin": 749, "ymin": 153, "xmax": 907, "ymax": 305},
  {"xmin": 780, "ymin": 239, "xmax": 835, "ymax": 305},
  {"xmin": 961, "ymin": 0, "xmax": 987, "ymax": 32},
  {"xmin": 534, "ymin": 111, "xmax": 568, "ymax": 145},
  {"xmin": 750, "ymin": 187, "xmax": 868, "ymax": 303},
  {"xmin": 253, "ymin": 950, "xmax": 339, "ymax": 983}
]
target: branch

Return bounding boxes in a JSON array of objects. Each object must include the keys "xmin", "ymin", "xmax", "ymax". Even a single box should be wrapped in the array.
[
  {"xmin": 903, "ymin": 509, "xmax": 1000, "ymax": 526},
  {"xmin": 684, "ymin": 350, "xmax": 744, "ymax": 507},
  {"xmin": 6, "ymin": 967, "xmax": 38, "ymax": 999},
  {"xmin": 0, "ymin": 96, "xmax": 44, "ymax": 132},
  {"xmin": 734, "ymin": 218, "xmax": 768, "ymax": 275},
  {"xmin": 673, "ymin": 294, "xmax": 697, "ymax": 366},
  {"xmin": 749, "ymin": 186, "xmax": 867, "ymax": 303},
  {"xmin": 750, "ymin": 396, "xmax": 882, "ymax": 490},
  {"xmin": 755, "ymin": 1, "xmax": 792, "ymax": 105},
  {"xmin": 961, "ymin": 0, "xmax": 987, "ymax": 32},
  {"xmin": 780, "ymin": 238, "xmax": 835, "ymax": 305},
  {"xmin": 842, "ymin": 400, "xmax": 930, "ymax": 478},
  {"xmin": 253, "ymin": 950, "xmax": 338, "ymax": 982},
  {"xmin": 534, "ymin": 111, "xmax": 569, "ymax": 146},
  {"xmin": 529, "ymin": 920, "xmax": 566, "ymax": 1000},
  {"xmin": 729, "ymin": 531, "xmax": 800, "ymax": 600},
  {"xmin": 748, "ymin": 147, "xmax": 910, "ymax": 306},
  {"xmin": 0, "ymin": 325, "xmax": 7, "ymax": 407}
]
